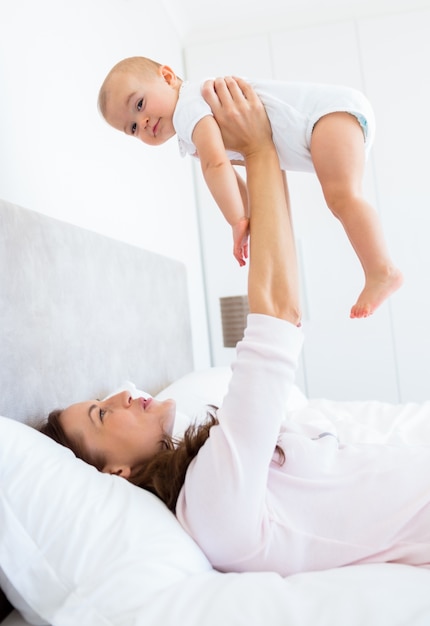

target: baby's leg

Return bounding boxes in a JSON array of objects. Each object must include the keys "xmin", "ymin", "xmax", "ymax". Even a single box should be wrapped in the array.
[{"xmin": 310, "ymin": 112, "xmax": 403, "ymax": 318}]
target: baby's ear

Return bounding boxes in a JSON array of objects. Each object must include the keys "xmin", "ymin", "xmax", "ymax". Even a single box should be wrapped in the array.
[{"xmin": 160, "ymin": 65, "xmax": 177, "ymax": 86}]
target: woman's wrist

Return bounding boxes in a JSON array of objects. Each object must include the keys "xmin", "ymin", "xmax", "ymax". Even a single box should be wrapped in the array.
[{"xmin": 244, "ymin": 143, "xmax": 280, "ymax": 176}]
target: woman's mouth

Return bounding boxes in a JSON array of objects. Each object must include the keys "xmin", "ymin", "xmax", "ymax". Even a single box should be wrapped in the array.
[{"xmin": 141, "ymin": 397, "xmax": 152, "ymax": 410}]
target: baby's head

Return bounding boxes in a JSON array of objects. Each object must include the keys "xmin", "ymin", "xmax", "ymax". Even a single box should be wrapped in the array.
[{"xmin": 98, "ymin": 56, "xmax": 182, "ymax": 146}]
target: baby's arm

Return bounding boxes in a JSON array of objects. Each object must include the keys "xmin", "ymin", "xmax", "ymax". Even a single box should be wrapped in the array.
[{"xmin": 193, "ymin": 115, "xmax": 249, "ymax": 266}]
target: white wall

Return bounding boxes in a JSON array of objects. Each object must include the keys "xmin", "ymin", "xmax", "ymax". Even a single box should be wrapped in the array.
[{"xmin": 0, "ymin": 0, "xmax": 210, "ymax": 370}]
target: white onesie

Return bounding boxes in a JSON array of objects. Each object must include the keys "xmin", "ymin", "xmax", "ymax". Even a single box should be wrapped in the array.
[
  {"xmin": 175, "ymin": 314, "xmax": 430, "ymax": 576},
  {"xmin": 173, "ymin": 79, "xmax": 375, "ymax": 173}
]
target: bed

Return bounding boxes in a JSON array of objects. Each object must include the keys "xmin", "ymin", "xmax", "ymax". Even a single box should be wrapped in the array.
[{"xmin": 1, "ymin": 197, "xmax": 430, "ymax": 626}]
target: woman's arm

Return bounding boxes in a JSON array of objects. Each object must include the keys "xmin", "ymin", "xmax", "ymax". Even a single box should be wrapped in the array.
[
  {"xmin": 202, "ymin": 76, "xmax": 301, "ymax": 326},
  {"xmin": 176, "ymin": 79, "xmax": 303, "ymax": 566}
]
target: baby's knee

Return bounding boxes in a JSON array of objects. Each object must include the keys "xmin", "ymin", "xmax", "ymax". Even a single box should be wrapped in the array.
[{"xmin": 323, "ymin": 188, "xmax": 361, "ymax": 218}]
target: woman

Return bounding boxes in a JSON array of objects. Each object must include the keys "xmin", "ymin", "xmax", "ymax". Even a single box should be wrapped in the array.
[{"xmin": 40, "ymin": 78, "xmax": 430, "ymax": 577}]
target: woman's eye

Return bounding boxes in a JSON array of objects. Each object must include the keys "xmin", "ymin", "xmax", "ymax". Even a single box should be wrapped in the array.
[
  {"xmin": 99, "ymin": 408, "xmax": 106, "ymax": 422},
  {"xmin": 137, "ymin": 98, "xmax": 143, "ymax": 111}
]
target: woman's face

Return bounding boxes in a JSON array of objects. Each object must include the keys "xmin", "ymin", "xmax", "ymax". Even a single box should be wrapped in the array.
[{"xmin": 60, "ymin": 391, "xmax": 176, "ymax": 479}]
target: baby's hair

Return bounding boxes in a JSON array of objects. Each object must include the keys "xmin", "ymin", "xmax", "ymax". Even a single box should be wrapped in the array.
[{"xmin": 98, "ymin": 56, "xmax": 163, "ymax": 117}]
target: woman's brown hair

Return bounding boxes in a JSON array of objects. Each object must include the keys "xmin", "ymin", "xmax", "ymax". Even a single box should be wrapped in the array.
[
  {"xmin": 39, "ymin": 407, "xmax": 219, "ymax": 512},
  {"xmin": 39, "ymin": 406, "xmax": 285, "ymax": 513}
]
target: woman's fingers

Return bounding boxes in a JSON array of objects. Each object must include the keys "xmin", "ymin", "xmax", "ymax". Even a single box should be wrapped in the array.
[{"xmin": 202, "ymin": 76, "xmax": 272, "ymax": 154}]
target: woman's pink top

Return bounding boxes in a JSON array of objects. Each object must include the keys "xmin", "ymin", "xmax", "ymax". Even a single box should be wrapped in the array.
[{"xmin": 176, "ymin": 314, "xmax": 430, "ymax": 575}]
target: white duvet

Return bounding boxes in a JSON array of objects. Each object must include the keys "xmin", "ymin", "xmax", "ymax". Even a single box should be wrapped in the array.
[{"xmin": 1, "ymin": 368, "xmax": 430, "ymax": 626}]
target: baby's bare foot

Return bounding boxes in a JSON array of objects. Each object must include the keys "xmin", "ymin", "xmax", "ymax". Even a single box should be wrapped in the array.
[{"xmin": 350, "ymin": 268, "xmax": 404, "ymax": 319}]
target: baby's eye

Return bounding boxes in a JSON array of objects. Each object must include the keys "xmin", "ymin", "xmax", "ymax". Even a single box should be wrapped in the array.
[
  {"xmin": 137, "ymin": 98, "xmax": 143, "ymax": 111},
  {"xmin": 131, "ymin": 122, "xmax": 137, "ymax": 135},
  {"xmin": 99, "ymin": 408, "xmax": 106, "ymax": 422}
]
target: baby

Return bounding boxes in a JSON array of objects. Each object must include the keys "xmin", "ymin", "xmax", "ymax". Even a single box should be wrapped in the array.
[{"xmin": 98, "ymin": 56, "xmax": 402, "ymax": 318}]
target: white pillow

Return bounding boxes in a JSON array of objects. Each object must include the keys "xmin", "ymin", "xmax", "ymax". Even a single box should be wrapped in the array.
[
  {"xmin": 155, "ymin": 366, "xmax": 308, "ymax": 432},
  {"xmin": 0, "ymin": 416, "xmax": 212, "ymax": 625},
  {"xmin": 0, "ymin": 569, "xmax": 45, "ymax": 626},
  {"xmin": 108, "ymin": 369, "xmax": 307, "ymax": 437},
  {"xmin": 103, "ymin": 380, "xmax": 192, "ymax": 437}
]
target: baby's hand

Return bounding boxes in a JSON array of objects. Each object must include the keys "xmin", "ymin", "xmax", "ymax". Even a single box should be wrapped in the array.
[{"xmin": 232, "ymin": 217, "xmax": 250, "ymax": 267}]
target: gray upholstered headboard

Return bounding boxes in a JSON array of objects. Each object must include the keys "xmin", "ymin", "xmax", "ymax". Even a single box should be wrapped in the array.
[{"xmin": 0, "ymin": 198, "xmax": 193, "ymax": 424}]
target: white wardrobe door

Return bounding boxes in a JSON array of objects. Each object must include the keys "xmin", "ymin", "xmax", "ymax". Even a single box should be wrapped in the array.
[
  {"xmin": 271, "ymin": 20, "xmax": 399, "ymax": 400},
  {"xmin": 358, "ymin": 8, "xmax": 430, "ymax": 401}
]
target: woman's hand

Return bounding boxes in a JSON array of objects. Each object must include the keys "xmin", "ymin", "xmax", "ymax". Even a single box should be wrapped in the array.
[
  {"xmin": 202, "ymin": 76, "xmax": 273, "ymax": 157},
  {"xmin": 203, "ymin": 76, "xmax": 301, "ymax": 326}
]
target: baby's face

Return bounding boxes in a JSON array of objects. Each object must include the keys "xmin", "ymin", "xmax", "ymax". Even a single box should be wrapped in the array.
[{"xmin": 103, "ymin": 67, "xmax": 179, "ymax": 146}]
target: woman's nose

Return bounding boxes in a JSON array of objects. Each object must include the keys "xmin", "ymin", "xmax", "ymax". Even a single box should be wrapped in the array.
[{"xmin": 119, "ymin": 391, "xmax": 133, "ymax": 407}]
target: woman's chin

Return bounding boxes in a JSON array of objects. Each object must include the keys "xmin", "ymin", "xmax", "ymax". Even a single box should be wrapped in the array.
[{"xmin": 163, "ymin": 398, "xmax": 177, "ymax": 435}]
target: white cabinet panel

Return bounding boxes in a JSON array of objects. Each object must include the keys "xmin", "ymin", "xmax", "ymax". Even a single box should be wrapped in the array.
[
  {"xmin": 191, "ymin": 160, "xmax": 248, "ymax": 366},
  {"xmin": 184, "ymin": 35, "xmax": 274, "ymax": 366},
  {"xmin": 358, "ymin": 9, "xmax": 430, "ymax": 400},
  {"xmin": 270, "ymin": 21, "xmax": 363, "ymax": 87},
  {"xmin": 184, "ymin": 34, "xmax": 273, "ymax": 79},
  {"xmin": 302, "ymin": 316, "xmax": 398, "ymax": 401},
  {"xmin": 271, "ymin": 20, "xmax": 399, "ymax": 400},
  {"xmin": 298, "ymin": 229, "xmax": 398, "ymax": 401}
]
